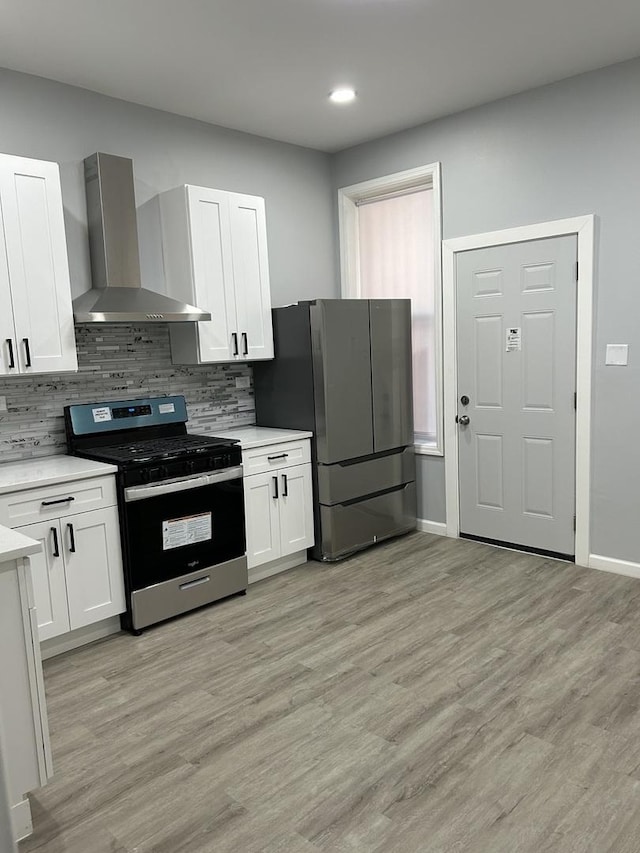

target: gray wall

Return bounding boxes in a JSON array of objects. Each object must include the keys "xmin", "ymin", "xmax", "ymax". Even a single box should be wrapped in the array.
[
  {"xmin": 0, "ymin": 68, "xmax": 337, "ymax": 307},
  {"xmin": 333, "ymin": 57, "xmax": 640, "ymax": 563}
]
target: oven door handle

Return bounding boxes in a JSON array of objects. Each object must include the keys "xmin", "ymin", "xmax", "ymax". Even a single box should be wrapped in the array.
[{"xmin": 124, "ymin": 466, "xmax": 243, "ymax": 502}]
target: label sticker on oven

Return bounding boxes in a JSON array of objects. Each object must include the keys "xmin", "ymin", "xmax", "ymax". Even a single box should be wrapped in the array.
[
  {"xmin": 92, "ymin": 406, "xmax": 112, "ymax": 423},
  {"xmin": 162, "ymin": 513, "xmax": 212, "ymax": 550},
  {"xmin": 158, "ymin": 402, "xmax": 176, "ymax": 414}
]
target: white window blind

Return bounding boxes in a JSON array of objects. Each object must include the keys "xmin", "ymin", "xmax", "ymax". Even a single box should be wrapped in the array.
[{"xmin": 357, "ymin": 187, "xmax": 436, "ymax": 443}]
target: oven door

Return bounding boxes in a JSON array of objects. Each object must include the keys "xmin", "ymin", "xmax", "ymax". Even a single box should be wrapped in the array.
[{"xmin": 123, "ymin": 467, "xmax": 245, "ymax": 591}]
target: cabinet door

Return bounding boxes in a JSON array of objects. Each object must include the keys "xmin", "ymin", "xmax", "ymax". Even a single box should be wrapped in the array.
[
  {"xmin": 16, "ymin": 521, "xmax": 70, "ymax": 641},
  {"xmin": 0, "ymin": 155, "xmax": 77, "ymax": 374},
  {"xmin": 63, "ymin": 507, "xmax": 125, "ymax": 630},
  {"xmin": 244, "ymin": 471, "xmax": 281, "ymax": 569},
  {"xmin": 279, "ymin": 464, "xmax": 315, "ymax": 557},
  {"xmin": 0, "ymin": 195, "xmax": 18, "ymax": 376},
  {"xmin": 229, "ymin": 194, "xmax": 274, "ymax": 361},
  {"xmin": 186, "ymin": 186, "xmax": 238, "ymax": 362}
]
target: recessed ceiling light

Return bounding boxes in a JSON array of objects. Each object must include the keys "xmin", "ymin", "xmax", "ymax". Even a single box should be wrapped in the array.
[{"xmin": 329, "ymin": 87, "xmax": 356, "ymax": 104}]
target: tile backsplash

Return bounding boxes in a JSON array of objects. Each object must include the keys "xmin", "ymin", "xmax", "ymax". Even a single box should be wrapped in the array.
[{"xmin": 0, "ymin": 324, "xmax": 254, "ymax": 462}]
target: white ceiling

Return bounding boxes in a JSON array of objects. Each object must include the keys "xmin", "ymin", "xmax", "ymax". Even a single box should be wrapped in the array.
[{"xmin": 1, "ymin": 0, "xmax": 640, "ymax": 152}]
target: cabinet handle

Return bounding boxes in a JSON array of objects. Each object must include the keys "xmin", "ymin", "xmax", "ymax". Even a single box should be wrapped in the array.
[
  {"xmin": 267, "ymin": 453, "xmax": 288, "ymax": 461},
  {"xmin": 231, "ymin": 332, "xmax": 239, "ymax": 356},
  {"xmin": 41, "ymin": 496, "xmax": 75, "ymax": 507},
  {"xmin": 6, "ymin": 339, "xmax": 15, "ymax": 369},
  {"xmin": 272, "ymin": 476, "xmax": 279, "ymax": 499},
  {"xmin": 242, "ymin": 332, "xmax": 248, "ymax": 356},
  {"xmin": 67, "ymin": 522, "xmax": 76, "ymax": 553},
  {"xmin": 51, "ymin": 526, "xmax": 59, "ymax": 558},
  {"xmin": 23, "ymin": 337, "xmax": 32, "ymax": 368},
  {"xmin": 282, "ymin": 473, "xmax": 288, "ymax": 497}
]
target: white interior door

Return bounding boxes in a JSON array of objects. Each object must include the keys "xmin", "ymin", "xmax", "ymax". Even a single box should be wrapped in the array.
[
  {"xmin": 456, "ymin": 235, "xmax": 577, "ymax": 556},
  {"xmin": 229, "ymin": 194, "xmax": 274, "ymax": 360},
  {"xmin": 278, "ymin": 465, "xmax": 314, "ymax": 557},
  {"xmin": 244, "ymin": 471, "xmax": 281, "ymax": 568},
  {"xmin": 186, "ymin": 186, "xmax": 238, "ymax": 362},
  {"xmin": 63, "ymin": 508, "xmax": 125, "ymax": 630},
  {"xmin": 0, "ymin": 155, "xmax": 77, "ymax": 373},
  {"xmin": 16, "ymin": 521, "xmax": 70, "ymax": 641}
]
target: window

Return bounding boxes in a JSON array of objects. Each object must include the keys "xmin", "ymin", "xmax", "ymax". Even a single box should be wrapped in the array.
[{"xmin": 338, "ymin": 163, "xmax": 443, "ymax": 454}]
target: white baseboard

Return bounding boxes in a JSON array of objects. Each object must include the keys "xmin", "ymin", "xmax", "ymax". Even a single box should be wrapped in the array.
[
  {"xmin": 416, "ymin": 519, "xmax": 448, "ymax": 536},
  {"xmin": 589, "ymin": 554, "xmax": 640, "ymax": 580},
  {"xmin": 249, "ymin": 550, "xmax": 308, "ymax": 584},
  {"xmin": 40, "ymin": 616, "xmax": 122, "ymax": 660},
  {"xmin": 12, "ymin": 797, "xmax": 33, "ymax": 842}
]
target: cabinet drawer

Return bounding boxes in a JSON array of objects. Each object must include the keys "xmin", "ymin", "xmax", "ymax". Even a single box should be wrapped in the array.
[
  {"xmin": 0, "ymin": 476, "xmax": 117, "ymax": 527},
  {"xmin": 242, "ymin": 440, "xmax": 311, "ymax": 476}
]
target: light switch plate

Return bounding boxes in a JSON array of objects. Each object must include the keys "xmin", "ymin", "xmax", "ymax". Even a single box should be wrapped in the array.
[
  {"xmin": 235, "ymin": 376, "xmax": 251, "ymax": 389},
  {"xmin": 605, "ymin": 344, "xmax": 629, "ymax": 366},
  {"xmin": 0, "ymin": 396, "xmax": 6, "ymax": 412}
]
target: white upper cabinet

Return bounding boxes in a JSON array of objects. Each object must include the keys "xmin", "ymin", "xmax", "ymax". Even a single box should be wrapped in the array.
[
  {"xmin": 0, "ymin": 154, "xmax": 77, "ymax": 375},
  {"xmin": 159, "ymin": 184, "xmax": 274, "ymax": 364}
]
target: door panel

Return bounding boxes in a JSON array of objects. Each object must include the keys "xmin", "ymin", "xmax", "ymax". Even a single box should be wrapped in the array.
[
  {"xmin": 0, "ymin": 156, "xmax": 77, "ymax": 373},
  {"xmin": 475, "ymin": 434, "xmax": 504, "ymax": 510},
  {"xmin": 0, "ymin": 195, "xmax": 18, "ymax": 376},
  {"xmin": 230, "ymin": 195, "xmax": 273, "ymax": 360},
  {"xmin": 370, "ymin": 299, "xmax": 413, "ymax": 452},
  {"xmin": 522, "ymin": 312, "xmax": 554, "ymax": 409},
  {"xmin": 475, "ymin": 315, "xmax": 503, "ymax": 407},
  {"xmin": 311, "ymin": 300, "xmax": 374, "ymax": 463},
  {"xmin": 279, "ymin": 465, "xmax": 314, "ymax": 557},
  {"xmin": 523, "ymin": 437, "xmax": 554, "ymax": 517},
  {"xmin": 64, "ymin": 508, "xmax": 125, "ymax": 630},
  {"xmin": 17, "ymin": 521, "xmax": 70, "ymax": 641},
  {"xmin": 244, "ymin": 471, "xmax": 281, "ymax": 568},
  {"xmin": 456, "ymin": 235, "xmax": 577, "ymax": 555},
  {"xmin": 186, "ymin": 186, "xmax": 237, "ymax": 362}
]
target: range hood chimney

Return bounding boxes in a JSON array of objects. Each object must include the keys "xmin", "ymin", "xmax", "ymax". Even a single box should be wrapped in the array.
[{"xmin": 73, "ymin": 153, "xmax": 211, "ymax": 323}]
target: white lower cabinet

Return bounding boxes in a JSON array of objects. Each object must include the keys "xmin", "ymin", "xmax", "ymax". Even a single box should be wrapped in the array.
[
  {"xmin": 0, "ymin": 551, "xmax": 52, "ymax": 841},
  {"xmin": 16, "ymin": 520, "xmax": 70, "ymax": 640},
  {"xmin": 0, "ymin": 471, "xmax": 126, "ymax": 644},
  {"xmin": 244, "ymin": 463, "xmax": 314, "ymax": 572},
  {"xmin": 17, "ymin": 507, "xmax": 125, "ymax": 640},
  {"xmin": 278, "ymin": 465, "xmax": 315, "ymax": 557}
]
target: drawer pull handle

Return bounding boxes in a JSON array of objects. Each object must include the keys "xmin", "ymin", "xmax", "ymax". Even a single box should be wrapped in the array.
[
  {"xmin": 41, "ymin": 496, "xmax": 75, "ymax": 507},
  {"xmin": 267, "ymin": 453, "xmax": 288, "ymax": 461},
  {"xmin": 67, "ymin": 522, "xmax": 76, "ymax": 553},
  {"xmin": 282, "ymin": 473, "xmax": 288, "ymax": 497},
  {"xmin": 6, "ymin": 339, "xmax": 15, "ymax": 369},
  {"xmin": 231, "ymin": 332, "xmax": 239, "ymax": 356},
  {"xmin": 179, "ymin": 576, "xmax": 210, "ymax": 591},
  {"xmin": 23, "ymin": 338, "xmax": 32, "ymax": 368},
  {"xmin": 51, "ymin": 526, "xmax": 59, "ymax": 558},
  {"xmin": 241, "ymin": 332, "xmax": 248, "ymax": 357},
  {"xmin": 272, "ymin": 476, "xmax": 279, "ymax": 499}
]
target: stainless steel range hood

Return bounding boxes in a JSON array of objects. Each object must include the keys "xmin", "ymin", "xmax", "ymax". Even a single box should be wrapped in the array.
[{"xmin": 73, "ymin": 153, "xmax": 211, "ymax": 324}]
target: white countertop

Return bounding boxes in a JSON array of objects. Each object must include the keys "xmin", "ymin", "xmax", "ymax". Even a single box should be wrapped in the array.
[
  {"xmin": 0, "ymin": 524, "xmax": 41, "ymax": 564},
  {"xmin": 211, "ymin": 426, "xmax": 313, "ymax": 449},
  {"xmin": 0, "ymin": 456, "xmax": 117, "ymax": 495}
]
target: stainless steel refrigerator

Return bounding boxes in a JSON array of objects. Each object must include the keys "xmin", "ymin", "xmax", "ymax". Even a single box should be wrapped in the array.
[{"xmin": 253, "ymin": 299, "xmax": 416, "ymax": 561}]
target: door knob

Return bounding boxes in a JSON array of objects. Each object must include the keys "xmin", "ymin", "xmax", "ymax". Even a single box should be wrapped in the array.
[{"xmin": 456, "ymin": 414, "xmax": 470, "ymax": 426}]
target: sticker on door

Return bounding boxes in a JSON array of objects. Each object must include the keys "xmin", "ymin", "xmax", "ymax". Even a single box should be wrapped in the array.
[{"xmin": 162, "ymin": 513, "xmax": 212, "ymax": 550}]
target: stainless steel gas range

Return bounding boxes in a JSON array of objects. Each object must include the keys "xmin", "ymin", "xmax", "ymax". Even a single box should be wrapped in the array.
[{"xmin": 64, "ymin": 395, "xmax": 247, "ymax": 634}]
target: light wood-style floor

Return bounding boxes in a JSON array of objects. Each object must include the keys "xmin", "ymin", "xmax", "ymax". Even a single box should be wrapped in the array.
[{"xmin": 19, "ymin": 532, "xmax": 640, "ymax": 853}]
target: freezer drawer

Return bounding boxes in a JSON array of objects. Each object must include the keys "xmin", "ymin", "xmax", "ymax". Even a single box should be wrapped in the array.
[
  {"xmin": 317, "ymin": 482, "xmax": 416, "ymax": 561},
  {"xmin": 317, "ymin": 447, "xmax": 415, "ymax": 506}
]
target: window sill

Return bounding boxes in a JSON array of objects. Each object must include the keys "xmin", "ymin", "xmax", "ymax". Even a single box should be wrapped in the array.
[{"xmin": 414, "ymin": 442, "xmax": 443, "ymax": 457}]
